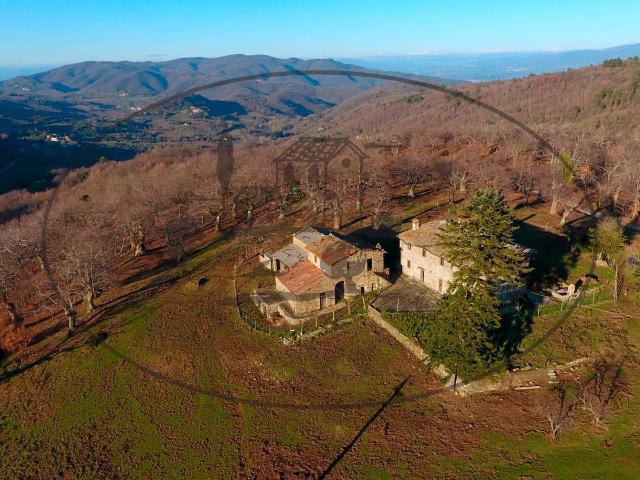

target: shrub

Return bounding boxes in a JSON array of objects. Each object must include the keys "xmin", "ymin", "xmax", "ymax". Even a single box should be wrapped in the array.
[
  {"xmin": 403, "ymin": 94, "xmax": 424, "ymax": 104},
  {"xmin": 382, "ymin": 311, "xmax": 432, "ymax": 339},
  {"xmin": 595, "ymin": 88, "xmax": 623, "ymax": 110},
  {"xmin": 602, "ymin": 58, "xmax": 624, "ymax": 68},
  {"xmin": 630, "ymin": 70, "xmax": 640, "ymax": 102},
  {"xmin": 446, "ymin": 91, "xmax": 463, "ymax": 106}
]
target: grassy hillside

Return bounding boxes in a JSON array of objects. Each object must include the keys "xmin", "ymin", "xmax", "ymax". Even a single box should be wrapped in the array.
[{"xmin": 1, "ymin": 192, "xmax": 639, "ymax": 478}]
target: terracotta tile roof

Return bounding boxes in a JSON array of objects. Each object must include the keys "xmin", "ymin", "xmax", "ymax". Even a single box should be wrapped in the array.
[
  {"xmin": 305, "ymin": 235, "xmax": 359, "ymax": 265},
  {"xmin": 398, "ymin": 220, "xmax": 447, "ymax": 257},
  {"xmin": 276, "ymin": 260, "xmax": 333, "ymax": 295}
]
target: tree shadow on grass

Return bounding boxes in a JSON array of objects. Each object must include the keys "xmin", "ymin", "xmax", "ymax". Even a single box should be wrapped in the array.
[
  {"xmin": 493, "ymin": 304, "xmax": 536, "ymax": 369},
  {"xmin": 24, "ymin": 310, "xmax": 58, "ymax": 328},
  {"xmin": 513, "ymin": 219, "xmax": 579, "ymax": 290},
  {"xmin": 121, "ymin": 230, "xmax": 233, "ymax": 285},
  {"xmin": 495, "ymin": 213, "xmax": 600, "ymax": 368},
  {"xmin": 0, "ymin": 296, "xmax": 152, "ymax": 386},
  {"xmin": 0, "ymin": 249, "xmax": 196, "ymax": 386},
  {"xmin": 492, "ymin": 215, "xmax": 591, "ymax": 367},
  {"xmin": 1, "ymin": 222, "xmax": 240, "ymax": 385},
  {"xmin": 340, "ymin": 214, "xmax": 371, "ymax": 230}
]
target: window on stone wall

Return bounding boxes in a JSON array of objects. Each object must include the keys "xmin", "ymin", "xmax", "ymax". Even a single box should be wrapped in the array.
[
  {"xmin": 407, "ymin": 259, "xmax": 411, "ymax": 268},
  {"xmin": 439, "ymin": 256, "xmax": 444, "ymax": 266}
]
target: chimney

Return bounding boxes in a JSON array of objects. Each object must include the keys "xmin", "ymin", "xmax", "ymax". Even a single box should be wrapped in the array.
[{"xmin": 412, "ymin": 218, "xmax": 420, "ymax": 230}]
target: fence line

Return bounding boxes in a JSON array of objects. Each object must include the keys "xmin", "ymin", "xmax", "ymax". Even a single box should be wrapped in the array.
[{"xmin": 233, "ymin": 263, "xmax": 370, "ymax": 340}]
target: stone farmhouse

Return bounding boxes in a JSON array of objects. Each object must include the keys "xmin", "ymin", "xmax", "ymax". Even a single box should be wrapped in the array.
[
  {"xmin": 398, "ymin": 218, "xmax": 531, "ymax": 306},
  {"xmin": 398, "ymin": 219, "xmax": 453, "ymax": 294},
  {"xmin": 254, "ymin": 227, "xmax": 390, "ymax": 318}
]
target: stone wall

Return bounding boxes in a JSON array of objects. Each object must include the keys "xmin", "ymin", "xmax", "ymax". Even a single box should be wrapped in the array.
[
  {"xmin": 399, "ymin": 239, "xmax": 455, "ymax": 293},
  {"xmin": 367, "ymin": 305, "xmax": 449, "ymax": 379}
]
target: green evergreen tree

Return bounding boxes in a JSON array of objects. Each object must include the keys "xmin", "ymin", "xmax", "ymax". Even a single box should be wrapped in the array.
[
  {"xmin": 439, "ymin": 186, "xmax": 527, "ymax": 294},
  {"xmin": 420, "ymin": 287, "xmax": 501, "ymax": 380},
  {"xmin": 591, "ymin": 217, "xmax": 626, "ymax": 301},
  {"xmin": 421, "ymin": 186, "xmax": 528, "ymax": 379}
]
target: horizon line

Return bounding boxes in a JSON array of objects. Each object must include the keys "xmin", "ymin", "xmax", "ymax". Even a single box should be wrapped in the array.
[{"xmin": 2, "ymin": 41, "xmax": 639, "ymax": 67}]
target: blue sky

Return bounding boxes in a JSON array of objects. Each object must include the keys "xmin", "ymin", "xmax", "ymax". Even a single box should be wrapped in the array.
[{"xmin": 1, "ymin": 0, "xmax": 639, "ymax": 65}]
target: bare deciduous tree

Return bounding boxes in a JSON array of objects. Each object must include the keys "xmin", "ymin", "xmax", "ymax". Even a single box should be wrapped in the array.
[
  {"xmin": 0, "ymin": 224, "xmax": 35, "ymax": 327},
  {"xmin": 540, "ymin": 380, "xmax": 578, "ymax": 440},
  {"xmin": 394, "ymin": 158, "xmax": 432, "ymax": 198},
  {"xmin": 578, "ymin": 359, "xmax": 629, "ymax": 426},
  {"xmin": 165, "ymin": 215, "xmax": 198, "ymax": 263},
  {"xmin": 70, "ymin": 229, "xmax": 115, "ymax": 313},
  {"xmin": 367, "ymin": 166, "xmax": 393, "ymax": 230},
  {"xmin": 37, "ymin": 208, "xmax": 117, "ymax": 331}
]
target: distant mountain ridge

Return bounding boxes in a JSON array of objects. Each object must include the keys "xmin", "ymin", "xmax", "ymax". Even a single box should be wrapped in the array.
[
  {"xmin": 0, "ymin": 55, "xmax": 456, "ymax": 193},
  {"xmin": 1, "ymin": 56, "xmax": 355, "ymax": 97},
  {"xmin": 0, "ymin": 55, "xmax": 452, "ymax": 102},
  {"xmin": 0, "ymin": 54, "xmax": 461, "ymax": 129},
  {"xmin": 343, "ymin": 42, "xmax": 640, "ymax": 81}
]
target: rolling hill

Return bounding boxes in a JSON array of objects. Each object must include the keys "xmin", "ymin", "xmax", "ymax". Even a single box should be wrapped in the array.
[
  {"xmin": 295, "ymin": 57, "xmax": 640, "ymax": 147},
  {"xmin": 0, "ymin": 55, "xmax": 457, "ymax": 194},
  {"xmin": 0, "ymin": 55, "xmax": 452, "ymax": 110}
]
